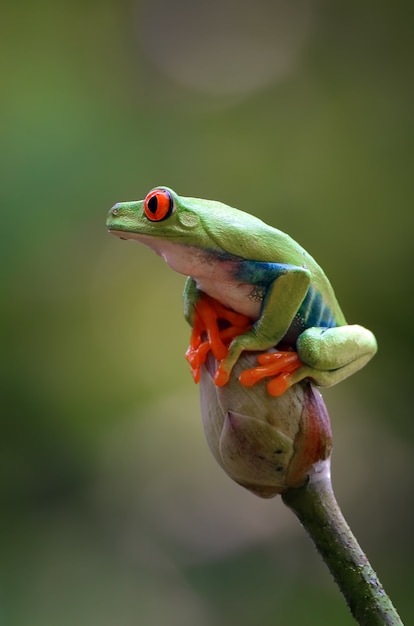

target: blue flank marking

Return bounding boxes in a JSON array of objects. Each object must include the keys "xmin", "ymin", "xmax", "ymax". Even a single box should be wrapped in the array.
[
  {"xmin": 235, "ymin": 260, "xmax": 301, "ymax": 284},
  {"xmin": 298, "ymin": 286, "xmax": 336, "ymax": 329},
  {"xmin": 234, "ymin": 260, "xmax": 337, "ymax": 331}
]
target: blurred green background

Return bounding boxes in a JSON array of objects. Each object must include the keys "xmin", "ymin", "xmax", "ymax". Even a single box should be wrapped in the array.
[{"xmin": 2, "ymin": 1, "xmax": 413, "ymax": 624}]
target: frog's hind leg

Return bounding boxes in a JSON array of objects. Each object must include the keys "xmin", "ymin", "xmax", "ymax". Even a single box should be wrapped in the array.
[{"xmin": 292, "ymin": 324, "xmax": 377, "ymax": 388}]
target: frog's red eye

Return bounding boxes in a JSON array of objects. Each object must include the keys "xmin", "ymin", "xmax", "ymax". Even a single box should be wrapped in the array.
[{"xmin": 143, "ymin": 189, "xmax": 174, "ymax": 222}]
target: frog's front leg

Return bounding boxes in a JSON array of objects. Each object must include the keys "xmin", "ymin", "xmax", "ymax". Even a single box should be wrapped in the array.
[
  {"xmin": 215, "ymin": 266, "xmax": 311, "ymax": 386},
  {"xmin": 291, "ymin": 325, "xmax": 378, "ymax": 388},
  {"xmin": 183, "ymin": 276, "xmax": 200, "ymax": 326}
]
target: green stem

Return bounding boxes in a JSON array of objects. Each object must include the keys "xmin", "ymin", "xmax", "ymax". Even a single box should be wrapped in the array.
[{"xmin": 282, "ymin": 460, "xmax": 403, "ymax": 625}]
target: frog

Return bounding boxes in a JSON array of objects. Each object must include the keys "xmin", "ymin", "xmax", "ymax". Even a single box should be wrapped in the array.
[{"xmin": 106, "ymin": 186, "xmax": 377, "ymax": 396}]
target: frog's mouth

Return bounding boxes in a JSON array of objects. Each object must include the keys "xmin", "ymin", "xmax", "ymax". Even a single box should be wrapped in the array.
[
  {"xmin": 107, "ymin": 228, "xmax": 179, "ymax": 241},
  {"xmin": 107, "ymin": 229, "xmax": 158, "ymax": 242}
]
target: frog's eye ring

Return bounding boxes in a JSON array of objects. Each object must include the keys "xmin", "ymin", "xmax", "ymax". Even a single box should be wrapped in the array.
[{"xmin": 144, "ymin": 189, "xmax": 174, "ymax": 222}]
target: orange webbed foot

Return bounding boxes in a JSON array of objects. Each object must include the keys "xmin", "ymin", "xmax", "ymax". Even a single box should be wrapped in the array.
[
  {"xmin": 185, "ymin": 294, "xmax": 252, "ymax": 384},
  {"xmin": 239, "ymin": 351, "xmax": 303, "ymax": 397}
]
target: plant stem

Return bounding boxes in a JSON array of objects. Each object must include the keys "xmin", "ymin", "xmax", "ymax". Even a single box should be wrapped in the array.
[{"xmin": 282, "ymin": 459, "xmax": 403, "ymax": 626}]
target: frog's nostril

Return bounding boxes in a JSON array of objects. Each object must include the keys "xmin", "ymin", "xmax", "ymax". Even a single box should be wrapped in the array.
[{"xmin": 111, "ymin": 205, "xmax": 119, "ymax": 215}]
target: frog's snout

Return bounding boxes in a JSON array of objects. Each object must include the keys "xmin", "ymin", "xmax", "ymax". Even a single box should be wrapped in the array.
[
  {"xmin": 107, "ymin": 199, "xmax": 142, "ymax": 238},
  {"xmin": 107, "ymin": 202, "xmax": 128, "ymax": 224},
  {"xmin": 107, "ymin": 203, "xmax": 123, "ymax": 233}
]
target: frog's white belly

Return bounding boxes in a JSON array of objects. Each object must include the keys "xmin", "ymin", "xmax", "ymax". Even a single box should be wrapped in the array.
[
  {"xmin": 195, "ymin": 275, "xmax": 261, "ymax": 319},
  {"xmin": 134, "ymin": 234, "xmax": 262, "ymax": 319}
]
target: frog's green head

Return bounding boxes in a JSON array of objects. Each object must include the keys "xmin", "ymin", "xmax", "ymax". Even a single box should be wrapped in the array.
[
  {"xmin": 107, "ymin": 186, "xmax": 232, "ymax": 249},
  {"xmin": 107, "ymin": 185, "xmax": 272, "ymax": 263}
]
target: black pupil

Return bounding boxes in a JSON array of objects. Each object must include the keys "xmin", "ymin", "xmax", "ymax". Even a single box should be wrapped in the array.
[{"xmin": 148, "ymin": 195, "xmax": 158, "ymax": 214}]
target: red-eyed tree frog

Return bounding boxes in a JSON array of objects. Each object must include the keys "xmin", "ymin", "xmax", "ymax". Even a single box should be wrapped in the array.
[{"xmin": 106, "ymin": 187, "xmax": 377, "ymax": 396}]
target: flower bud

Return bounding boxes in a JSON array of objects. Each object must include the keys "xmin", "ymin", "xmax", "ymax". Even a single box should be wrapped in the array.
[{"xmin": 199, "ymin": 351, "xmax": 332, "ymax": 498}]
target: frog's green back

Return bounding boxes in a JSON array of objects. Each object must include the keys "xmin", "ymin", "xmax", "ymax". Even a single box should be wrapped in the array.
[{"xmin": 178, "ymin": 193, "xmax": 347, "ymax": 326}]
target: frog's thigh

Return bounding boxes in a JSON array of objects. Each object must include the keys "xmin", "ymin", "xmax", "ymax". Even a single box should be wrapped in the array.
[
  {"xmin": 297, "ymin": 325, "xmax": 377, "ymax": 370},
  {"xmin": 294, "ymin": 325, "xmax": 377, "ymax": 387}
]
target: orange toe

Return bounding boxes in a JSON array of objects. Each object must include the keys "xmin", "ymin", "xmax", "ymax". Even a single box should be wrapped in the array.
[
  {"xmin": 266, "ymin": 372, "xmax": 293, "ymax": 396},
  {"xmin": 214, "ymin": 363, "xmax": 231, "ymax": 387},
  {"xmin": 239, "ymin": 365, "xmax": 273, "ymax": 387}
]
